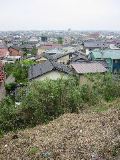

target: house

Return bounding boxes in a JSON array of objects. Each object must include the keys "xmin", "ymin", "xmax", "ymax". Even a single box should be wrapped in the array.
[
  {"xmin": 20, "ymin": 44, "xmax": 34, "ymax": 52},
  {"xmin": 37, "ymin": 43, "xmax": 62, "ymax": 56},
  {"xmin": 71, "ymin": 61, "xmax": 107, "ymax": 85},
  {"xmin": 90, "ymin": 49, "xmax": 120, "ymax": 73},
  {"xmin": 43, "ymin": 47, "xmax": 79, "ymax": 64},
  {"xmin": 44, "ymin": 51, "xmax": 71, "ymax": 65},
  {"xmin": 0, "ymin": 43, "xmax": 9, "ymax": 59},
  {"xmin": 3, "ymin": 56, "xmax": 22, "ymax": 64},
  {"xmin": 0, "ymin": 42, "xmax": 10, "ymax": 61},
  {"xmin": 83, "ymin": 41, "xmax": 108, "ymax": 50},
  {"xmin": 8, "ymin": 46, "xmax": 23, "ymax": 57},
  {"xmin": 83, "ymin": 41, "xmax": 109, "ymax": 55},
  {"xmin": 28, "ymin": 60, "xmax": 73, "ymax": 81},
  {"xmin": 37, "ymin": 46, "xmax": 77, "ymax": 64},
  {"xmin": 70, "ymin": 52, "xmax": 88, "ymax": 63},
  {"xmin": 2, "ymin": 46, "xmax": 23, "ymax": 63}
]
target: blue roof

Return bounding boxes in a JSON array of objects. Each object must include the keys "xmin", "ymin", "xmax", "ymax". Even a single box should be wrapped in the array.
[{"xmin": 91, "ymin": 49, "xmax": 120, "ymax": 60}]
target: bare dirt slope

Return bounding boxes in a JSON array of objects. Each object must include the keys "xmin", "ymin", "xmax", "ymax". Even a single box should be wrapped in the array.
[{"xmin": 0, "ymin": 108, "xmax": 120, "ymax": 160}]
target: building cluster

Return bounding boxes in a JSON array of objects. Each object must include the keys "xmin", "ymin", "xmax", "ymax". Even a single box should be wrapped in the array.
[{"xmin": 0, "ymin": 30, "xmax": 120, "ymax": 100}]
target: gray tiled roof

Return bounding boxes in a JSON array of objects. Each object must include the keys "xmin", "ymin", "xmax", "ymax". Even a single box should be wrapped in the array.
[
  {"xmin": 44, "ymin": 52, "xmax": 70, "ymax": 60},
  {"xmin": 29, "ymin": 60, "xmax": 73, "ymax": 80},
  {"xmin": 71, "ymin": 54, "xmax": 88, "ymax": 62},
  {"xmin": 20, "ymin": 44, "xmax": 34, "ymax": 49},
  {"xmin": 84, "ymin": 41, "xmax": 109, "ymax": 49}
]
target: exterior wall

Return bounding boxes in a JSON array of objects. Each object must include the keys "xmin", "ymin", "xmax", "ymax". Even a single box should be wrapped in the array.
[
  {"xmin": 86, "ymin": 48, "xmax": 90, "ymax": 55},
  {"xmin": 91, "ymin": 54, "xmax": 113, "ymax": 72},
  {"xmin": 34, "ymin": 71, "xmax": 69, "ymax": 81},
  {"xmin": 57, "ymin": 55, "xmax": 69, "ymax": 64},
  {"xmin": 37, "ymin": 48, "xmax": 46, "ymax": 55},
  {"xmin": 36, "ymin": 57, "xmax": 47, "ymax": 64},
  {"xmin": 113, "ymin": 59, "xmax": 120, "ymax": 73},
  {"xmin": 105, "ymin": 58, "xmax": 113, "ymax": 72}
]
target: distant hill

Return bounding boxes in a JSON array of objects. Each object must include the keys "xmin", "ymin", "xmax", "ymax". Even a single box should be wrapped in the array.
[{"xmin": 0, "ymin": 107, "xmax": 120, "ymax": 160}]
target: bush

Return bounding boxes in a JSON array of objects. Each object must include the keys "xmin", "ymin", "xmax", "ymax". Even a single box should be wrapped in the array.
[
  {"xmin": 0, "ymin": 74, "xmax": 120, "ymax": 133},
  {"xmin": 5, "ymin": 83, "xmax": 16, "ymax": 93}
]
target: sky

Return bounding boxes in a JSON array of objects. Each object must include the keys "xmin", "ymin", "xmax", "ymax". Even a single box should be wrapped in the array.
[{"xmin": 0, "ymin": 0, "xmax": 120, "ymax": 31}]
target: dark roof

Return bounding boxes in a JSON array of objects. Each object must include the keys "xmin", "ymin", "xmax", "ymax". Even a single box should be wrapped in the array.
[
  {"xmin": 70, "ymin": 51, "xmax": 84, "ymax": 56},
  {"xmin": 84, "ymin": 41, "xmax": 109, "ymax": 49},
  {"xmin": 29, "ymin": 60, "xmax": 73, "ymax": 80},
  {"xmin": 44, "ymin": 52, "xmax": 70, "ymax": 61},
  {"xmin": 20, "ymin": 44, "xmax": 34, "ymax": 49},
  {"xmin": 71, "ymin": 61, "xmax": 107, "ymax": 74},
  {"xmin": 71, "ymin": 54, "xmax": 88, "ymax": 62}
]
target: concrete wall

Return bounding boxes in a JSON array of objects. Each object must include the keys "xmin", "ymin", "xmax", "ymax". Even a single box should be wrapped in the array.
[
  {"xmin": 37, "ymin": 48, "xmax": 46, "ymax": 55},
  {"xmin": 36, "ymin": 57, "xmax": 47, "ymax": 64},
  {"xmin": 86, "ymin": 49, "xmax": 90, "ymax": 55},
  {"xmin": 57, "ymin": 55, "xmax": 69, "ymax": 64},
  {"xmin": 35, "ymin": 71, "xmax": 69, "ymax": 81}
]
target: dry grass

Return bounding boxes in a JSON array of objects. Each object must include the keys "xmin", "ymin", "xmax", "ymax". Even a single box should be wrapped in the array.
[{"xmin": 0, "ymin": 106, "xmax": 120, "ymax": 160}]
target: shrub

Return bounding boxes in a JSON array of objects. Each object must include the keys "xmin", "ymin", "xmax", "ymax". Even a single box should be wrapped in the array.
[
  {"xmin": 5, "ymin": 83, "xmax": 16, "ymax": 93},
  {"xmin": 0, "ymin": 74, "xmax": 120, "ymax": 133}
]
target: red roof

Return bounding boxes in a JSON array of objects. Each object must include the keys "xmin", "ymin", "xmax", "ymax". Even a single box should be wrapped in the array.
[{"xmin": 0, "ymin": 48, "xmax": 9, "ymax": 58}]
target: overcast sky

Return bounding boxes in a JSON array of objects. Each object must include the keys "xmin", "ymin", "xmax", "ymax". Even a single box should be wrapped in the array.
[{"xmin": 0, "ymin": 0, "xmax": 120, "ymax": 31}]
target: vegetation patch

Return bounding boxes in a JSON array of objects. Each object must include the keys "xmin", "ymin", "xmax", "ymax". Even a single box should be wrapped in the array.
[
  {"xmin": 28, "ymin": 146, "xmax": 39, "ymax": 155},
  {"xmin": 0, "ymin": 74, "xmax": 120, "ymax": 134}
]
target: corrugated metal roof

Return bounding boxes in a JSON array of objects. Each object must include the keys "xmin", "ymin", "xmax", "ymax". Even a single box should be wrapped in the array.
[
  {"xmin": 71, "ymin": 62, "xmax": 107, "ymax": 74},
  {"xmin": 92, "ymin": 49, "xmax": 120, "ymax": 60}
]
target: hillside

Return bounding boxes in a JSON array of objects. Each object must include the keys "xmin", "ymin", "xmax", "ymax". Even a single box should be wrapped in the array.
[{"xmin": 0, "ymin": 107, "xmax": 120, "ymax": 160}]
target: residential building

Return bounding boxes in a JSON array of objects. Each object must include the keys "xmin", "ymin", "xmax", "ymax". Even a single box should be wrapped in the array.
[
  {"xmin": 83, "ymin": 41, "xmax": 109, "ymax": 55},
  {"xmin": 8, "ymin": 46, "xmax": 23, "ymax": 57},
  {"xmin": 71, "ymin": 61, "xmax": 107, "ymax": 84},
  {"xmin": 0, "ymin": 43, "xmax": 9, "ymax": 59},
  {"xmin": 28, "ymin": 60, "xmax": 73, "ymax": 81},
  {"xmin": 90, "ymin": 49, "xmax": 120, "ymax": 73}
]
